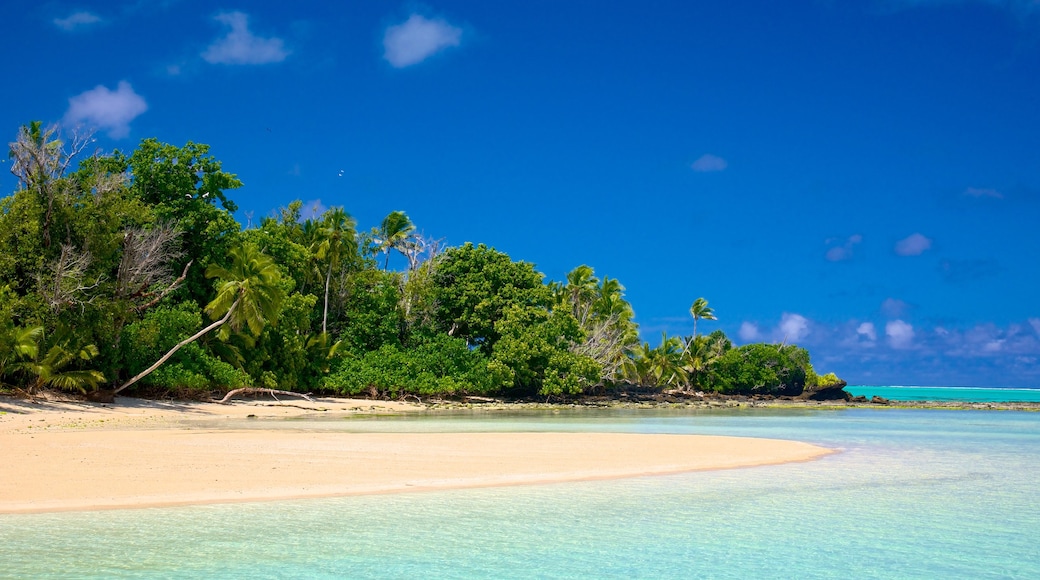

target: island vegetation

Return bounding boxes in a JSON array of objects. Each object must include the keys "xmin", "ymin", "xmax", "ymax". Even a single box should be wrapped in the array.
[{"xmin": 0, "ymin": 123, "xmax": 845, "ymax": 403}]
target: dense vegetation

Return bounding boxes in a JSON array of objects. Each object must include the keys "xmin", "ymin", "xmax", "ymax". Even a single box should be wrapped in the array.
[{"xmin": 0, "ymin": 124, "xmax": 842, "ymax": 401}]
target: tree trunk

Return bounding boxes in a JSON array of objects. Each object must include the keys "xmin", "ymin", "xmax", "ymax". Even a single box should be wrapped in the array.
[
  {"xmin": 322, "ymin": 261, "xmax": 331, "ymax": 334},
  {"xmin": 114, "ymin": 298, "xmax": 239, "ymax": 395}
]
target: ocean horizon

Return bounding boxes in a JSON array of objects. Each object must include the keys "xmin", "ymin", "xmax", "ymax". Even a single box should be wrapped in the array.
[{"xmin": 2, "ymin": 405, "xmax": 1038, "ymax": 578}]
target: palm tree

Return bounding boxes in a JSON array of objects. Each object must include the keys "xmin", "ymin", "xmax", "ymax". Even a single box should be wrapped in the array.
[
  {"xmin": 679, "ymin": 333, "xmax": 728, "ymax": 392},
  {"xmin": 622, "ymin": 334, "xmax": 685, "ymax": 388},
  {"xmin": 689, "ymin": 297, "xmax": 717, "ymax": 339},
  {"xmin": 0, "ymin": 325, "xmax": 43, "ymax": 388},
  {"xmin": 309, "ymin": 208, "xmax": 355, "ymax": 334},
  {"xmin": 374, "ymin": 211, "xmax": 415, "ymax": 270},
  {"xmin": 25, "ymin": 341, "xmax": 106, "ymax": 396},
  {"xmin": 115, "ymin": 243, "xmax": 285, "ymax": 394}
]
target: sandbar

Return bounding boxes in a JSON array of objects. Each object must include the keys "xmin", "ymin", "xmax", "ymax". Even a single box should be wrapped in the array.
[{"xmin": 0, "ymin": 396, "xmax": 833, "ymax": 514}]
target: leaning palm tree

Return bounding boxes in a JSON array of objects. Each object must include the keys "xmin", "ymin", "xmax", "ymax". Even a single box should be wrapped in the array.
[
  {"xmin": 689, "ymin": 297, "xmax": 717, "ymax": 339},
  {"xmin": 374, "ymin": 210, "xmax": 415, "ymax": 270},
  {"xmin": 115, "ymin": 243, "xmax": 285, "ymax": 394}
]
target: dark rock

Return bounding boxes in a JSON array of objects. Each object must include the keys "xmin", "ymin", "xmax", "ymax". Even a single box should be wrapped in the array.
[
  {"xmin": 799, "ymin": 380, "xmax": 850, "ymax": 401},
  {"xmin": 870, "ymin": 395, "xmax": 890, "ymax": 405},
  {"xmin": 851, "ymin": 395, "xmax": 868, "ymax": 403}
]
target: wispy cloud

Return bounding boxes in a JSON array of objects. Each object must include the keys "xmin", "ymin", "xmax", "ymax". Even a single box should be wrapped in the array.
[
  {"xmin": 778, "ymin": 313, "xmax": 810, "ymax": 342},
  {"xmin": 825, "ymin": 234, "xmax": 862, "ymax": 262},
  {"xmin": 202, "ymin": 12, "xmax": 288, "ymax": 65},
  {"xmin": 383, "ymin": 14, "xmax": 462, "ymax": 68},
  {"xmin": 54, "ymin": 11, "xmax": 102, "ymax": 31},
  {"xmin": 738, "ymin": 321, "xmax": 761, "ymax": 342},
  {"xmin": 690, "ymin": 154, "xmax": 728, "ymax": 172},
  {"xmin": 856, "ymin": 322, "xmax": 878, "ymax": 342},
  {"xmin": 964, "ymin": 186, "xmax": 1003, "ymax": 199},
  {"xmin": 63, "ymin": 81, "xmax": 147, "ymax": 139},
  {"xmin": 894, "ymin": 233, "xmax": 932, "ymax": 256},
  {"xmin": 885, "ymin": 319, "xmax": 915, "ymax": 349},
  {"xmin": 1029, "ymin": 318, "xmax": 1040, "ymax": 337}
]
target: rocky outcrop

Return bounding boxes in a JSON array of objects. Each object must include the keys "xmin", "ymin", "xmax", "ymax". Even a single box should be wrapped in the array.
[{"xmin": 798, "ymin": 380, "xmax": 850, "ymax": 401}]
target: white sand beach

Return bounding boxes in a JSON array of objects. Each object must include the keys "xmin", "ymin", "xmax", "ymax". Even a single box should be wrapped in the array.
[{"xmin": 0, "ymin": 396, "xmax": 833, "ymax": 513}]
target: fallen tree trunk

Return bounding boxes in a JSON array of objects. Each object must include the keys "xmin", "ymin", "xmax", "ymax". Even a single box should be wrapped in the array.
[{"xmin": 217, "ymin": 388, "xmax": 314, "ymax": 404}]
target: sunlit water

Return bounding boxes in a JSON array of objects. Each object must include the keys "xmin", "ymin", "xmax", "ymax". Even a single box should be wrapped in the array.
[{"xmin": 2, "ymin": 408, "xmax": 1038, "ymax": 579}]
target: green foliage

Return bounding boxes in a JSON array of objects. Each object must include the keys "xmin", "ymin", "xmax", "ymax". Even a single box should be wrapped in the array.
[
  {"xmin": 709, "ymin": 343, "xmax": 811, "ymax": 396},
  {"xmin": 432, "ymin": 243, "xmax": 550, "ymax": 352},
  {"xmin": 120, "ymin": 303, "xmax": 250, "ymax": 392},
  {"xmin": 325, "ymin": 334, "xmax": 506, "ymax": 398},
  {"xmin": 235, "ymin": 292, "xmax": 329, "ymax": 392},
  {"xmin": 124, "ymin": 139, "xmax": 244, "ymax": 305},
  {"xmin": 335, "ymin": 270, "xmax": 403, "ymax": 353},
  {"xmin": 551, "ymin": 265, "xmax": 639, "ymax": 383},
  {"xmin": 491, "ymin": 306, "xmax": 601, "ymax": 396},
  {"xmin": 205, "ymin": 243, "xmax": 286, "ymax": 339},
  {"xmin": 622, "ymin": 334, "xmax": 686, "ymax": 388}
]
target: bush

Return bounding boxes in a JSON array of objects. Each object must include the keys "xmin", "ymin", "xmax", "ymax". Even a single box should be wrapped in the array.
[
  {"xmin": 709, "ymin": 343, "xmax": 811, "ymax": 396},
  {"xmin": 324, "ymin": 333, "xmax": 507, "ymax": 398},
  {"xmin": 121, "ymin": 303, "xmax": 251, "ymax": 393}
]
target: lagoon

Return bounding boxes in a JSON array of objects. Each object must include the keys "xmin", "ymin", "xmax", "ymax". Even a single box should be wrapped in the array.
[{"xmin": 1, "ymin": 408, "xmax": 1038, "ymax": 578}]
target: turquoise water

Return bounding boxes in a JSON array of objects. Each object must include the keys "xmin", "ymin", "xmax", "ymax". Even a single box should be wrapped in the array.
[
  {"xmin": 847, "ymin": 385, "xmax": 1040, "ymax": 402},
  {"xmin": 2, "ymin": 408, "xmax": 1039, "ymax": 578}
]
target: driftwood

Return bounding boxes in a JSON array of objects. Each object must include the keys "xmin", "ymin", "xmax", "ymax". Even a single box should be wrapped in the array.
[{"xmin": 217, "ymin": 388, "xmax": 314, "ymax": 404}]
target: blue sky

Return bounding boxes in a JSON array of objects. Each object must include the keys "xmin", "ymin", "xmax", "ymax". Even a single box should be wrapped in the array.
[{"xmin": 3, "ymin": 1, "xmax": 1039, "ymax": 387}]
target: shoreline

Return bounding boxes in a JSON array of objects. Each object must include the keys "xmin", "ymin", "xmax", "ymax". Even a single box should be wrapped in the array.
[{"xmin": 0, "ymin": 395, "xmax": 833, "ymax": 515}]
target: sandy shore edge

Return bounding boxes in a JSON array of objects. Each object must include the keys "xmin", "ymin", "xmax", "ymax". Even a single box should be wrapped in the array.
[{"xmin": 1, "ymin": 396, "xmax": 834, "ymax": 514}]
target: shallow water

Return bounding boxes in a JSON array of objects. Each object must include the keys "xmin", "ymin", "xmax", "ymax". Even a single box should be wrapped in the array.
[{"xmin": 2, "ymin": 408, "xmax": 1038, "ymax": 579}]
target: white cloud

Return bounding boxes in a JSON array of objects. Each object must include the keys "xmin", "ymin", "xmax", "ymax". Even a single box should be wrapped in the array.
[
  {"xmin": 856, "ymin": 322, "xmax": 877, "ymax": 341},
  {"xmin": 886, "ymin": 320, "xmax": 915, "ymax": 349},
  {"xmin": 63, "ymin": 81, "xmax": 147, "ymax": 139},
  {"xmin": 54, "ymin": 11, "xmax": 101, "ymax": 31},
  {"xmin": 964, "ymin": 186, "xmax": 1003, "ymax": 199},
  {"xmin": 1030, "ymin": 318, "xmax": 1040, "ymax": 337},
  {"xmin": 894, "ymin": 233, "xmax": 932, "ymax": 256},
  {"xmin": 691, "ymin": 154, "xmax": 728, "ymax": 172},
  {"xmin": 738, "ymin": 321, "xmax": 761, "ymax": 342},
  {"xmin": 202, "ymin": 12, "xmax": 288, "ymax": 65},
  {"xmin": 383, "ymin": 14, "xmax": 462, "ymax": 68},
  {"xmin": 778, "ymin": 313, "xmax": 810, "ymax": 342},
  {"xmin": 825, "ymin": 234, "xmax": 863, "ymax": 262}
]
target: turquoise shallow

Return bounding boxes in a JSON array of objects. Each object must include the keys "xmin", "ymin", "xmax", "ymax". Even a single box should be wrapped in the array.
[
  {"xmin": 2, "ymin": 407, "xmax": 1039, "ymax": 579},
  {"xmin": 846, "ymin": 385, "xmax": 1040, "ymax": 402}
]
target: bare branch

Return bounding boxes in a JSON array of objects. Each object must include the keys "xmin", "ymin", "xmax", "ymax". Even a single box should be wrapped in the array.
[
  {"xmin": 40, "ymin": 245, "xmax": 103, "ymax": 312},
  {"xmin": 134, "ymin": 260, "xmax": 192, "ymax": 312},
  {"xmin": 116, "ymin": 223, "xmax": 184, "ymax": 301}
]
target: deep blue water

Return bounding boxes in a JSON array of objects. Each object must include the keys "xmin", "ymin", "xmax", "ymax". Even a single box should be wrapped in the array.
[{"xmin": 2, "ymin": 408, "xmax": 1038, "ymax": 579}]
